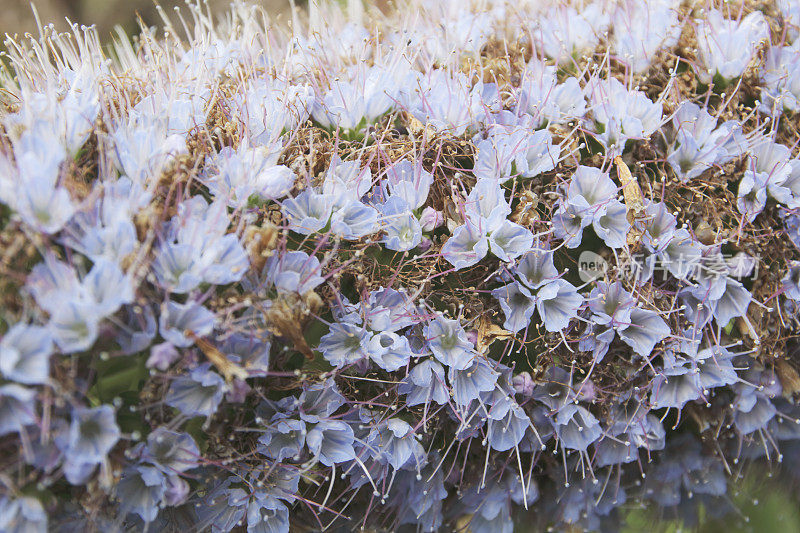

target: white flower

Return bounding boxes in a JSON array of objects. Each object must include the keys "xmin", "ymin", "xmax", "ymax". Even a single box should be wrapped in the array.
[
  {"xmin": 695, "ymin": 9, "xmax": 769, "ymax": 84},
  {"xmin": 759, "ymin": 44, "xmax": 800, "ymax": 115}
]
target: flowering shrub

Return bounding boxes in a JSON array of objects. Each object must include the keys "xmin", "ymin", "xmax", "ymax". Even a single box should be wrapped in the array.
[{"xmin": 2, "ymin": 0, "xmax": 800, "ymax": 531}]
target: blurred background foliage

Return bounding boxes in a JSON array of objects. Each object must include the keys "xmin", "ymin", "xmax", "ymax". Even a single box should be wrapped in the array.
[{"xmin": 1, "ymin": 1, "xmax": 799, "ymax": 532}]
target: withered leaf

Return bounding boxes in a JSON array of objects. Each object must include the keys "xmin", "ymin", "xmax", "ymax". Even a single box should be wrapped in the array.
[
  {"xmin": 476, "ymin": 316, "xmax": 512, "ymax": 354},
  {"xmin": 185, "ymin": 331, "xmax": 249, "ymax": 383},
  {"xmin": 615, "ymin": 156, "xmax": 645, "ymax": 248}
]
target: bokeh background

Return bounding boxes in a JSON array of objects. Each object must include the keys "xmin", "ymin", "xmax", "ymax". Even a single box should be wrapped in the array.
[{"xmin": 1, "ymin": 0, "xmax": 293, "ymax": 39}]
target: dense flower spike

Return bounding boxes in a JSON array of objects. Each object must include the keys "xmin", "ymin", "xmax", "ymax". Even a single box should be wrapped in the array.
[{"xmin": 1, "ymin": 1, "xmax": 800, "ymax": 531}]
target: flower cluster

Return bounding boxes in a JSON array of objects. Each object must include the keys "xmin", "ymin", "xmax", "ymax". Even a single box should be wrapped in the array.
[{"xmin": 2, "ymin": 1, "xmax": 800, "ymax": 532}]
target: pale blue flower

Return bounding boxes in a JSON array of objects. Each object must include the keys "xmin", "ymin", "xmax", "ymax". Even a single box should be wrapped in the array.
[
  {"xmin": 650, "ymin": 365, "xmax": 702, "ymax": 410},
  {"xmin": 154, "ymin": 197, "xmax": 249, "ymax": 292},
  {"xmin": 782, "ymin": 261, "xmax": 800, "ymax": 301},
  {"xmin": 535, "ymin": 279, "xmax": 582, "ymax": 333},
  {"xmin": 492, "ymin": 281, "xmax": 536, "ymax": 333},
  {"xmin": 61, "ymin": 208, "xmax": 138, "ymax": 265},
  {"xmin": 399, "ymin": 359, "xmax": 449, "ymax": 407},
  {"xmin": 263, "ymin": 250, "xmax": 324, "ymax": 294},
  {"xmin": 383, "ymin": 159, "xmax": 434, "ymax": 210},
  {"xmin": 641, "ymin": 201, "xmax": 677, "ymax": 253},
  {"xmin": 409, "ymin": 70, "xmax": 498, "ymax": 136},
  {"xmin": 472, "ymin": 127, "xmax": 560, "ymax": 182},
  {"xmin": 554, "ymin": 403, "xmax": 602, "ymax": 451},
  {"xmin": 659, "ymin": 228, "xmax": 703, "ymax": 279},
  {"xmin": 116, "ymin": 465, "xmax": 166, "ymax": 523},
  {"xmin": 424, "ymin": 316, "xmax": 474, "ymax": 370},
  {"xmin": 760, "ymin": 44, "xmax": 800, "ymax": 115},
  {"xmin": 0, "ymin": 496, "xmax": 47, "ymax": 533},
  {"xmin": 449, "ymin": 359, "xmax": 499, "ymax": 407},
  {"xmin": 366, "ymin": 418, "xmax": 426, "ymax": 470},
  {"xmin": 298, "ymin": 378, "xmax": 346, "ymax": 423},
  {"xmin": 366, "ymin": 331, "xmax": 413, "ymax": 372},
  {"xmin": 312, "ymin": 65, "xmax": 401, "ymax": 130},
  {"xmin": 330, "ymin": 200, "xmax": 379, "ymax": 239},
  {"xmin": 566, "ymin": 165, "xmax": 618, "ymax": 214},
  {"xmin": 63, "ymin": 405, "xmax": 121, "ymax": 465},
  {"xmin": 234, "ymin": 80, "xmax": 313, "ymax": 144},
  {"xmin": 246, "ymin": 492, "xmax": 290, "ymax": 533},
  {"xmin": 537, "ymin": 3, "xmax": 610, "ymax": 63},
  {"xmin": 203, "ymin": 140, "xmax": 295, "ymax": 206},
  {"xmin": 281, "ymin": 189, "xmax": 333, "ymax": 235},
  {"xmin": 48, "ymin": 302, "xmax": 101, "ymax": 354},
  {"xmin": 258, "ymin": 418, "xmax": 306, "ymax": 461},
  {"xmin": 165, "ymin": 364, "xmax": 226, "ymax": 418},
  {"xmin": 110, "ymin": 119, "xmax": 187, "ymax": 182},
  {"xmin": 486, "ymin": 393, "xmax": 531, "ymax": 452},
  {"xmin": 441, "ymin": 221, "xmax": 489, "ymax": 269},
  {"xmin": 517, "ymin": 246, "xmax": 559, "ymax": 289},
  {"xmin": 587, "ymin": 77, "xmax": 663, "ymax": 152},
  {"xmin": 0, "ymin": 323, "xmax": 53, "ymax": 384},
  {"xmin": 319, "ymin": 322, "xmax": 371, "ymax": 368},
  {"xmin": 515, "ymin": 59, "xmax": 586, "ymax": 126},
  {"xmin": 488, "ymin": 219, "xmax": 534, "ymax": 262},
  {"xmin": 610, "ymin": 0, "xmax": 681, "ymax": 73},
  {"xmin": 667, "ymin": 102, "xmax": 745, "ymax": 182},
  {"xmin": 0, "ymin": 384, "xmax": 37, "ymax": 436},
  {"xmin": 220, "ymin": 333, "xmax": 271, "ymax": 376},
  {"xmin": 141, "ymin": 427, "xmax": 200, "ymax": 473},
  {"xmin": 593, "ymin": 200, "xmax": 631, "ymax": 248},
  {"xmin": 363, "ymin": 287, "xmax": 418, "ymax": 332},
  {"xmin": 712, "ymin": 277, "xmax": 752, "ymax": 326},
  {"xmin": 617, "ymin": 308, "xmax": 671, "ymax": 357},
  {"xmin": 159, "ymin": 300, "xmax": 216, "ymax": 348},
  {"xmin": 588, "ymin": 281, "xmax": 636, "ymax": 328},
  {"xmin": 306, "ymin": 419, "xmax": 356, "ymax": 466}
]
